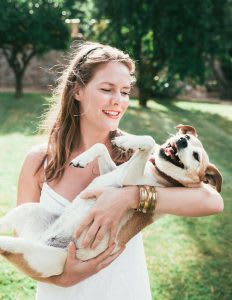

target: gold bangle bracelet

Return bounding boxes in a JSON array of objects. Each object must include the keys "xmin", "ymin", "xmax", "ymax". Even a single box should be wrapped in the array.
[{"xmin": 136, "ymin": 186, "xmax": 158, "ymax": 213}]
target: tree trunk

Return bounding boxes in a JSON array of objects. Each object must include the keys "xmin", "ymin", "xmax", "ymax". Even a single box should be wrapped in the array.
[
  {"xmin": 138, "ymin": 88, "xmax": 148, "ymax": 107},
  {"xmin": 212, "ymin": 59, "xmax": 232, "ymax": 100},
  {"xmin": 2, "ymin": 47, "xmax": 36, "ymax": 99},
  {"xmin": 137, "ymin": 64, "xmax": 149, "ymax": 107},
  {"xmin": 15, "ymin": 72, "xmax": 23, "ymax": 98}
]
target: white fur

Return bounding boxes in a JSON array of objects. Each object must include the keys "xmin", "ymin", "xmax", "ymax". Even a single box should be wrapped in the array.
[{"xmin": 0, "ymin": 132, "xmax": 209, "ymax": 277}]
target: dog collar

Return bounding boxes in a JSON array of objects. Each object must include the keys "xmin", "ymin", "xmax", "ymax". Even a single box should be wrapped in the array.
[{"xmin": 150, "ymin": 158, "xmax": 183, "ymax": 187}]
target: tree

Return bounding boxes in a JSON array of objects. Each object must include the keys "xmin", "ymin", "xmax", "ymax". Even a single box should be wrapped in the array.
[
  {"xmin": 0, "ymin": 0, "xmax": 71, "ymax": 98},
  {"xmin": 89, "ymin": 0, "xmax": 232, "ymax": 105}
]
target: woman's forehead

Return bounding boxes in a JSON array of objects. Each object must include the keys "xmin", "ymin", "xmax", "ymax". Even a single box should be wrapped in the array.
[
  {"xmin": 91, "ymin": 61, "xmax": 131, "ymax": 84},
  {"xmin": 98, "ymin": 81, "xmax": 131, "ymax": 89}
]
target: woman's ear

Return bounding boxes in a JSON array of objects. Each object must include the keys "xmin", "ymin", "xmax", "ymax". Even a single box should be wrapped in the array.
[{"xmin": 74, "ymin": 84, "xmax": 82, "ymax": 102}]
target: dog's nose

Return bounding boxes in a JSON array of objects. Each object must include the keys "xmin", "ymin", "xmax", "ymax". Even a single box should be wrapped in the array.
[{"xmin": 176, "ymin": 137, "xmax": 188, "ymax": 149}]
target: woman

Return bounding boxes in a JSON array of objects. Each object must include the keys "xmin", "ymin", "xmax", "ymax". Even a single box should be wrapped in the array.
[{"xmin": 17, "ymin": 41, "xmax": 223, "ymax": 300}]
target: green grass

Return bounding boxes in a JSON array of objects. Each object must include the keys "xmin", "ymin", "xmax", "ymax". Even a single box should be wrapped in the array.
[{"xmin": 0, "ymin": 92, "xmax": 231, "ymax": 300}]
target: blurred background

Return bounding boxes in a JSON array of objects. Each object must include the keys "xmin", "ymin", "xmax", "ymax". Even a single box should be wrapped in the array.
[{"xmin": 0, "ymin": 0, "xmax": 231, "ymax": 299}]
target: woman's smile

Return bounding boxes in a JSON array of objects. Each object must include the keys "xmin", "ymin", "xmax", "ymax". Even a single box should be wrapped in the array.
[{"xmin": 102, "ymin": 109, "xmax": 121, "ymax": 119}]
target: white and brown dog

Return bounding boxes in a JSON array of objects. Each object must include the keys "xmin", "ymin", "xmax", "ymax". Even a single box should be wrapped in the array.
[{"xmin": 0, "ymin": 125, "xmax": 222, "ymax": 280}]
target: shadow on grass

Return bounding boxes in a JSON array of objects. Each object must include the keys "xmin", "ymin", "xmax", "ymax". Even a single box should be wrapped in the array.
[
  {"xmin": 169, "ymin": 215, "xmax": 232, "ymax": 300},
  {"xmin": 1, "ymin": 93, "xmax": 231, "ymax": 299},
  {"xmin": 129, "ymin": 99, "xmax": 232, "ymax": 299}
]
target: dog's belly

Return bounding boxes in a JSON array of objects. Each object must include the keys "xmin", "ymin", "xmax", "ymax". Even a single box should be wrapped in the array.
[
  {"xmin": 41, "ymin": 198, "xmax": 95, "ymax": 250},
  {"xmin": 46, "ymin": 235, "xmax": 73, "ymax": 248}
]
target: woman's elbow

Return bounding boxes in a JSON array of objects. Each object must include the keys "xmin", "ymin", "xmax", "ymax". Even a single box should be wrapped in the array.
[
  {"xmin": 205, "ymin": 187, "xmax": 224, "ymax": 214},
  {"xmin": 212, "ymin": 194, "xmax": 224, "ymax": 214}
]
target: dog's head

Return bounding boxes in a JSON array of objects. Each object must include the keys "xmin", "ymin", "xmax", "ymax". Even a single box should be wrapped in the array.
[{"xmin": 154, "ymin": 124, "xmax": 222, "ymax": 192}]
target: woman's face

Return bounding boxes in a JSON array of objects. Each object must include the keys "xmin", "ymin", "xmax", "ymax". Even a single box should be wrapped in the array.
[{"xmin": 75, "ymin": 61, "xmax": 131, "ymax": 134}]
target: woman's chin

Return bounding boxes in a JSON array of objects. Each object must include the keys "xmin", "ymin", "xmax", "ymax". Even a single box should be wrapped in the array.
[{"xmin": 100, "ymin": 120, "xmax": 120, "ymax": 132}]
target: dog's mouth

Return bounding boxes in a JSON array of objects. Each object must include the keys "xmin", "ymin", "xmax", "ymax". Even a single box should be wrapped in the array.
[{"xmin": 160, "ymin": 142, "xmax": 184, "ymax": 169}]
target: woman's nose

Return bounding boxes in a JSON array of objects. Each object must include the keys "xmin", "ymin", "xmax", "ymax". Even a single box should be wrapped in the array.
[{"xmin": 110, "ymin": 92, "xmax": 121, "ymax": 105}]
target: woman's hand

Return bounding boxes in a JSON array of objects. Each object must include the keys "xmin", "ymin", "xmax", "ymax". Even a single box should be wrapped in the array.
[
  {"xmin": 53, "ymin": 242, "xmax": 125, "ymax": 287},
  {"xmin": 75, "ymin": 186, "xmax": 139, "ymax": 249}
]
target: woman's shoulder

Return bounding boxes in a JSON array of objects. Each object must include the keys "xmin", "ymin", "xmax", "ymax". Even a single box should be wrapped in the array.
[
  {"xmin": 24, "ymin": 143, "xmax": 47, "ymax": 164},
  {"xmin": 22, "ymin": 143, "xmax": 48, "ymax": 176},
  {"xmin": 18, "ymin": 144, "xmax": 48, "ymax": 203}
]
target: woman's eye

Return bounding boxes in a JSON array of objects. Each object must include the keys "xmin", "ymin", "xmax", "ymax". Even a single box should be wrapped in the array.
[
  {"xmin": 185, "ymin": 135, "xmax": 190, "ymax": 140},
  {"xmin": 193, "ymin": 152, "xmax": 200, "ymax": 162},
  {"xmin": 121, "ymin": 91, "xmax": 130, "ymax": 96},
  {"xmin": 101, "ymin": 89, "xmax": 111, "ymax": 92}
]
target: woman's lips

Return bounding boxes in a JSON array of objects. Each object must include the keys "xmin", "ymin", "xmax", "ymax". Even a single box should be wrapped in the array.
[{"xmin": 102, "ymin": 110, "xmax": 121, "ymax": 119}]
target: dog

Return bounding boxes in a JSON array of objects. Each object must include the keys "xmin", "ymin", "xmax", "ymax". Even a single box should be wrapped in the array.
[{"xmin": 0, "ymin": 125, "xmax": 222, "ymax": 280}]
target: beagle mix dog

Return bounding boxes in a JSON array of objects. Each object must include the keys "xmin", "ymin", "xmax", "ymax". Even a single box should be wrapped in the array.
[{"xmin": 0, "ymin": 125, "xmax": 222, "ymax": 280}]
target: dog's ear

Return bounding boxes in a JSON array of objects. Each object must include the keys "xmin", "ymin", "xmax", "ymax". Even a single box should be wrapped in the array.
[
  {"xmin": 203, "ymin": 164, "xmax": 223, "ymax": 193},
  {"xmin": 176, "ymin": 124, "xmax": 197, "ymax": 137}
]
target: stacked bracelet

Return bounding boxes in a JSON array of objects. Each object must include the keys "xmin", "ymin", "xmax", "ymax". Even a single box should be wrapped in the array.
[{"xmin": 136, "ymin": 186, "xmax": 158, "ymax": 213}]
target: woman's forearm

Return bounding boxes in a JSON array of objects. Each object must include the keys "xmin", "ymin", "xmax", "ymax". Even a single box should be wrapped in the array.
[
  {"xmin": 155, "ymin": 184, "xmax": 223, "ymax": 217},
  {"xmin": 124, "ymin": 184, "xmax": 224, "ymax": 217}
]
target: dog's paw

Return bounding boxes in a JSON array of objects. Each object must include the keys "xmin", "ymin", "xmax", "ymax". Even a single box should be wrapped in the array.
[
  {"xmin": 70, "ymin": 153, "xmax": 92, "ymax": 168},
  {"xmin": 70, "ymin": 143, "xmax": 106, "ymax": 168},
  {"xmin": 112, "ymin": 135, "xmax": 155, "ymax": 151}
]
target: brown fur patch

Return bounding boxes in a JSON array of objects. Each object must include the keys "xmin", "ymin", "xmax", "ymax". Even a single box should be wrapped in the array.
[
  {"xmin": 117, "ymin": 212, "xmax": 154, "ymax": 246},
  {"xmin": 1, "ymin": 251, "xmax": 49, "ymax": 281}
]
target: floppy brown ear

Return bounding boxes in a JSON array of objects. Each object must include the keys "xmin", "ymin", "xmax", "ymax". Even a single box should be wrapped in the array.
[
  {"xmin": 203, "ymin": 164, "xmax": 223, "ymax": 193},
  {"xmin": 176, "ymin": 124, "xmax": 197, "ymax": 137}
]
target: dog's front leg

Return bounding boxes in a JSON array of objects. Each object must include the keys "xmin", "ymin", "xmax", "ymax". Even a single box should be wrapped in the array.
[
  {"xmin": 70, "ymin": 143, "xmax": 116, "ymax": 175},
  {"xmin": 113, "ymin": 135, "xmax": 156, "ymax": 185}
]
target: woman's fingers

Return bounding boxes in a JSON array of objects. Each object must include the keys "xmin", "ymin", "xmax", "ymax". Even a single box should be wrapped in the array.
[
  {"xmin": 96, "ymin": 246, "xmax": 125, "ymax": 272},
  {"xmin": 82, "ymin": 222, "xmax": 101, "ymax": 248},
  {"xmin": 91, "ymin": 225, "xmax": 108, "ymax": 249},
  {"xmin": 67, "ymin": 241, "xmax": 77, "ymax": 261},
  {"xmin": 91, "ymin": 223, "xmax": 117, "ymax": 249},
  {"xmin": 75, "ymin": 215, "xmax": 93, "ymax": 238},
  {"xmin": 108, "ymin": 224, "xmax": 117, "ymax": 247},
  {"xmin": 76, "ymin": 218, "xmax": 118, "ymax": 249},
  {"xmin": 93, "ymin": 243, "xmax": 116, "ymax": 264}
]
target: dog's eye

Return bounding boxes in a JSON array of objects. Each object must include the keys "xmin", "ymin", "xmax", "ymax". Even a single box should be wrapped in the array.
[
  {"xmin": 185, "ymin": 135, "xmax": 190, "ymax": 140},
  {"xmin": 193, "ymin": 152, "xmax": 200, "ymax": 161}
]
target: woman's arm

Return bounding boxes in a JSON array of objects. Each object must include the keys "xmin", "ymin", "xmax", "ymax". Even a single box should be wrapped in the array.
[
  {"xmin": 17, "ymin": 146, "xmax": 124, "ymax": 286},
  {"xmin": 154, "ymin": 183, "xmax": 224, "ymax": 216},
  {"xmin": 77, "ymin": 183, "xmax": 224, "ymax": 249},
  {"xmin": 114, "ymin": 183, "xmax": 224, "ymax": 216}
]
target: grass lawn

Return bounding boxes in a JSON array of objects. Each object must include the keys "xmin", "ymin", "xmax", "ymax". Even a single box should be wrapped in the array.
[{"xmin": 0, "ymin": 92, "xmax": 231, "ymax": 300}]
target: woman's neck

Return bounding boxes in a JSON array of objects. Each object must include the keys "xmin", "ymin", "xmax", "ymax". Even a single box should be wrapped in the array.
[{"xmin": 79, "ymin": 125, "xmax": 111, "ymax": 151}]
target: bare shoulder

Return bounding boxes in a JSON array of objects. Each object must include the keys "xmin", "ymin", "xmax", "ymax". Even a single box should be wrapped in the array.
[
  {"xmin": 23, "ymin": 143, "xmax": 47, "ymax": 170},
  {"xmin": 17, "ymin": 144, "xmax": 48, "ymax": 204}
]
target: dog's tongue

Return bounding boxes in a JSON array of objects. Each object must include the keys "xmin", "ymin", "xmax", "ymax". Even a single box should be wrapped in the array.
[{"xmin": 164, "ymin": 147, "xmax": 174, "ymax": 157}]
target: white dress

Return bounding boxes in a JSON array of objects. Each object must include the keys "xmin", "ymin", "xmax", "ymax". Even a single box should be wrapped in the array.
[{"xmin": 36, "ymin": 182, "xmax": 152, "ymax": 300}]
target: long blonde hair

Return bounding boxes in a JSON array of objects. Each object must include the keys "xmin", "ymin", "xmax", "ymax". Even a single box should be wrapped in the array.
[{"xmin": 40, "ymin": 41, "xmax": 135, "ymax": 182}]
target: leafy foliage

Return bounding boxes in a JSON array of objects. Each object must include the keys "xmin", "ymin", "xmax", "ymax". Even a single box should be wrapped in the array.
[
  {"xmin": 0, "ymin": 0, "xmax": 71, "ymax": 97},
  {"xmin": 88, "ymin": 0, "xmax": 232, "ymax": 105}
]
